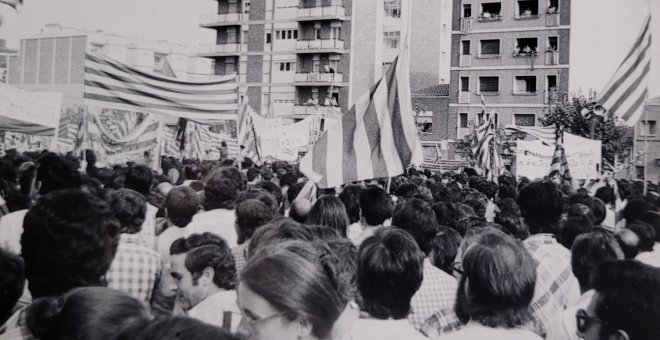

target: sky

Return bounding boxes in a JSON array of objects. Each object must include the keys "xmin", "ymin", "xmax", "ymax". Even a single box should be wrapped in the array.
[{"xmin": 1, "ymin": 0, "xmax": 658, "ymax": 98}]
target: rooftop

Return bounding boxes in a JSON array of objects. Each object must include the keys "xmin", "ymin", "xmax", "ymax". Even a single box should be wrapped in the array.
[{"xmin": 412, "ymin": 84, "xmax": 450, "ymax": 97}]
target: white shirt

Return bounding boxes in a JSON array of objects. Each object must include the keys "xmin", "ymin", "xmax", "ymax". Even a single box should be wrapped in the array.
[
  {"xmin": 0, "ymin": 209, "xmax": 27, "ymax": 254},
  {"xmin": 350, "ymin": 318, "xmax": 428, "ymax": 340},
  {"xmin": 636, "ymin": 243, "xmax": 660, "ymax": 268},
  {"xmin": 439, "ymin": 321, "xmax": 542, "ymax": 340},
  {"xmin": 187, "ymin": 209, "xmax": 238, "ymax": 248},
  {"xmin": 138, "ymin": 204, "xmax": 158, "ymax": 250},
  {"xmin": 546, "ymin": 290, "xmax": 595, "ymax": 340},
  {"xmin": 602, "ymin": 208, "xmax": 617, "ymax": 232},
  {"xmin": 188, "ymin": 290, "xmax": 242, "ymax": 332},
  {"xmin": 157, "ymin": 225, "xmax": 193, "ymax": 264},
  {"xmin": 347, "ymin": 222, "xmax": 363, "ymax": 242}
]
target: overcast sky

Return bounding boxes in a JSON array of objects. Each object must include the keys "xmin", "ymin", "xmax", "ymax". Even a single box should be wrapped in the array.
[{"xmin": 1, "ymin": 0, "xmax": 658, "ymax": 97}]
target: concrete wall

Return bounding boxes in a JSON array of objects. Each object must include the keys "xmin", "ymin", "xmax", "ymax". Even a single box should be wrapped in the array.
[
  {"xmin": 634, "ymin": 102, "xmax": 660, "ymax": 182},
  {"xmin": 413, "ymin": 96, "xmax": 452, "ymax": 141}
]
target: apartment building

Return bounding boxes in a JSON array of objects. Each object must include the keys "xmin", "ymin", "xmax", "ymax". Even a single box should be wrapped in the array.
[
  {"xmin": 449, "ymin": 0, "xmax": 570, "ymax": 140},
  {"xmin": 0, "ymin": 40, "xmax": 18, "ymax": 83}
]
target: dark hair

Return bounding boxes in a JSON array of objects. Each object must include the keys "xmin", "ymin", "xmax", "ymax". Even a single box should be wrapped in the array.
[
  {"xmin": 566, "ymin": 203, "xmax": 596, "ymax": 225},
  {"xmin": 108, "ymin": 189, "xmax": 147, "ymax": 234},
  {"xmin": 308, "ymin": 224, "xmax": 342, "ymax": 241},
  {"xmin": 627, "ymin": 222, "xmax": 656, "ymax": 252},
  {"xmin": 463, "ymin": 198, "xmax": 487, "ymax": 218},
  {"xmin": 247, "ymin": 218, "xmax": 314, "ymax": 259},
  {"xmin": 36, "ymin": 152, "xmax": 82, "ymax": 195},
  {"xmin": 306, "ymin": 195, "xmax": 350, "ymax": 237},
  {"xmin": 327, "ymin": 239, "xmax": 358, "ymax": 301},
  {"xmin": 581, "ymin": 197, "xmax": 607, "ymax": 225},
  {"xmin": 124, "ymin": 165, "xmax": 153, "ymax": 196},
  {"xmin": 235, "ymin": 199, "xmax": 275, "ymax": 244},
  {"xmin": 571, "ymin": 229, "xmax": 623, "ymax": 290},
  {"xmin": 0, "ymin": 248, "xmax": 25, "ymax": 324},
  {"xmin": 591, "ymin": 260, "xmax": 660, "ymax": 340},
  {"xmin": 117, "ymin": 316, "xmax": 240, "ymax": 340},
  {"xmin": 170, "ymin": 233, "xmax": 236, "ymax": 290},
  {"xmin": 235, "ymin": 188, "xmax": 279, "ymax": 215},
  {"xmin": 359, "ymin": 186, "xmax": 393, "ymax": 227},
  {"xmin": 391, "ymin": 198, "xmax": 438, "ymax": 255},
  {"xmin": 430, "ymin": 227, "xmax": 462, "ymax": 275},
  {"xmin": 455, "ymin": 230, "xmax": 536, "ymax": 328},
  {"xmin": 183, "ymin": 164, "xmax": 201, "ymax": 181},
  {"xmin": 559, "ymin": 216, "xmax": 594, "ymax": 250},
  {"xmin": 22, "ymin": 190, "xmax": 120, "ymax": 298},
  {"xmin": 432, "ymin": 202, "xmax": 457, "ymax": 229},
  {"xmin": 254, "ymin": 180, "xmax": 283, "ymax": 208},
  {"xmin": 204, "ymin": 167, "xmax": 245, "ymax": 210},
  {"xmin": 595, "ymin": 186, "xmax": 615, "ymax": 206},
  {"xmin": 518, "ymin": 180, "xmax": 563, "ymax": 234},
  {"xmin": 639, "ymin": 211, "xmax": 660, "ymax": 242},
  {"xmin": 241, "ymin": 240, "xmax": 347, "ymax": 340},
  {"xmin": 615, "ymin": 229, "xmax": 641, "ymax": 259},
  {"xmin": 394, "ymin": 183, "xmax": 421, "ymax": 200},
  {"xmin": 339, "ymin": 184, "xmax": 362, "ymax": 224},
  {"xmin": 27, "ymin": 287, "xmax": 149, "ymax": 340},
  {"xmin": 287, "ymin": 181, "xmax": 306, "ymax": 204},
  {"xmin": 476, "ymin": 181, "xmax": 498, "ymax": 200},
  {"xmin": 429, "ymin": 183, "xmax": 456, "ymax": 203},
  {"xmin": 494, "ymin": 211, "xmax": 528, "ymax": 240},
  {"xmin": 623, "ymin": 198, "xmax": 655, "ymax": 224},
  {"xmin": 165, "ymin": 186, "xmax": 200, "ymax": 228},
  {"xmin": 497, "ymin": 185, "xmax": 517, "ymax": 201},
  {"xmin": 358, "ymin": 228, "xmax": 424, "ymax": 319},
  {"xmin": 455, "ymin": 215, "xmax": 488, "ymax": 236},
  {"xmin": 246, "ymin": 167, "xmax": 260, "ymax": 182}
]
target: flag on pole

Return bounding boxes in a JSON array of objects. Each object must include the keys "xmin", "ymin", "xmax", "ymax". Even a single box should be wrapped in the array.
[
  {"xmin": 549, "ymin": 126, "xmax": 572, "ymax": 186},
  {"xmin": 504, "ymin": 125, "xmax": 557, "ymax": 146},
  {"xmin": 299, "ymin": 48, "xmax": 422, "ymax": 188},
  {"xmin": 596, "ymin": 15, "xmax": 651, "ymax": 126},
  {"xmin": 236, "ymin": 98, "xmax": 261, "ymax": 163}
]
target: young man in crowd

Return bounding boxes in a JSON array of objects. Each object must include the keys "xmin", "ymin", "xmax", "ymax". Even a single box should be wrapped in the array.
[
  {"xmin": 350, "ymin": 186, "xmax": 393, "ymax": 245},
  {"xmin": 124, "ymin": 165, "xmax": 159, "ymax": 249},
  {"xmin": 157, "ymin": 186, "xmax": 201, "ymax": 262}
]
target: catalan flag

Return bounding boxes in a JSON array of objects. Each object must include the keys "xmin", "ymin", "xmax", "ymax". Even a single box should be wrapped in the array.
[
  {"xmin": 549, "ymin": 126, "xmax": 572, "ymax": 185},
  {"xmin": 504, "ymin": 125, "xmax": 557, "ymax": 146}
]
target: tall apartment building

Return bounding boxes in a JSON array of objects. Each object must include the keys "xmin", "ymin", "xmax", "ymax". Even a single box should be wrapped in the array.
[
  {"xmin": 199, "ymin": 0, "xmax": 453, "ymax": 122},
  {"xmin": 449, "ymin": 0, "xmax": 570, "ymax": 140},
  {"xmin": 0, "ymin": 40, "xmax": 18, "ymax": 83}
]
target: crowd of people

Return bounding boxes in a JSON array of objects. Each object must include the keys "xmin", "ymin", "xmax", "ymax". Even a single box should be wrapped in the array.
[{"xmin": 0, "ymin": 149, "xmax": 659, "ymax": 340}]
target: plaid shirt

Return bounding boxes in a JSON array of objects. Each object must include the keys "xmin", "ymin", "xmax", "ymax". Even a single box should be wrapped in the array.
[
  {"xmin": 419, "ymin": 308, "xmax": 463, "ymax": 339},
  {"xmin": 231, "ymin": 241, "xmax": 249, "ymax": 278},
  {"xmin": 106, "ymin": 234, "xmax": 162, "ymax": 304},
  {"xmin": 408, "ymin": 259, "xmax": 458, "ymax": 330},
  {"xmin": 524, "ymin": 234, "xmax": 580, "ymax": 337}
]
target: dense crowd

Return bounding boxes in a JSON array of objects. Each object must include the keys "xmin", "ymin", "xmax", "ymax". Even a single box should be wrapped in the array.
[{"xmin": 0, "ymin": 150, "xmax": 659, "ymax": 340}]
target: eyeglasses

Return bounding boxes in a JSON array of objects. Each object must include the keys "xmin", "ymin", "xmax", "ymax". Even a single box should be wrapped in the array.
[
  {"xmin": 576, "ymin": 309, "xmax": 606, "ymax": 333},
  {"xmin": 242, "ymin": 312, "xmax": 285, "ymax": 330},
  {"xmin": 451, "ymin": 261, "xmax": 463, "ymax": 275}
]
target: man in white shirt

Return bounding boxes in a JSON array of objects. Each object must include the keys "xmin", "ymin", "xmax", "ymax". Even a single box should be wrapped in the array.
[
  {"xmin": 350, "ymin": 186, "xmax": 393, "ymax": 246},
  {"xmin": 157, "ymin": 186, "xmax": 201, "ymax": 262}
]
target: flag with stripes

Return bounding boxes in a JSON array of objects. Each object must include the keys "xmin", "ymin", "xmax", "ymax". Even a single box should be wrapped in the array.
[
  {"xmin": 187, "ymin": 121, "xmax": 239, "ymax": 160},
  {"xmin": 161, "ymin": 125, "xmax": 181, "ymax": 157},
  {"xmin": 549, "ymin": 127, "xmax": 572, "ymax": 185},
  {"xmin": 504, "ymin": 125, "xmax": 557, "ymax": 146},
  {"xmin": 57, "ymin": 108, "xmax": 82, "ymax": 152},
  {"xmin": 83, "ymin": 53, "xmax": 239, "ymax": 124},
  {"xmin": 236, "ymin": 98, "xmax": 261, "ymax": 163},
  {"xmin": 299, "ymin": 50, "xmax": 422, "ymax": 189},
  {"xmin": 596, "ymin": 15, "xmax": 651, "ymax": 127}
]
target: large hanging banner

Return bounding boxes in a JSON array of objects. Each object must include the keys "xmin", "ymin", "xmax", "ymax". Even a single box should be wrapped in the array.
[
  {"xmin": 0, "ymin": 82, "xmax": 62, "ymax": 136},
  {"xmin": 515, "ymin": 132, "xmax": 601, "ymax": 180}
]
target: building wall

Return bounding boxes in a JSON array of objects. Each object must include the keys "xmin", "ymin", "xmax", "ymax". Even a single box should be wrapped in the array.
[
  {"xmin": 413, "ymin": 96, "xmax": 451, "ymax": 141},
  {"xmin": 634, "ymin": 103, "xmax": 660, "ymax": 182}
]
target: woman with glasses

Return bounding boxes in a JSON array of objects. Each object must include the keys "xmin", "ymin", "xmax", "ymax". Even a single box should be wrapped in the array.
[{"xmin": 237, "ymin": 240, "xmax": 349, "ymax": 340}]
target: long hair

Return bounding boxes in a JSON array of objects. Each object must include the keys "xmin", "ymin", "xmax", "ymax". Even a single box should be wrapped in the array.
[{"xmin": 306, "ymin": 195, "xmax": 350, "ymax": 237}]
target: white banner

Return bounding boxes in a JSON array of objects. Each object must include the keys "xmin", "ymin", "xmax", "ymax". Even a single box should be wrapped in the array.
[{"xmin": 0, "ymin": 82, "xmax": 62, "ymax": 135}]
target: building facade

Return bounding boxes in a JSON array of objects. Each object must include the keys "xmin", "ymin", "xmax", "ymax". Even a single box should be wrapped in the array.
[
  {"xmin": 633, "ymin": 96, "xmax": 660, "ymax": 182},
  {"xmin": 449, "ymin": 0, "xmax": 570, "ymax": 140},
  {"xmin": 0, "ymin": 40, "xmax": 18, "ymax": 83}
]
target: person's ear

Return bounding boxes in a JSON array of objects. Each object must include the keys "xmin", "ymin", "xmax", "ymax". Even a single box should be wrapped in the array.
[
  {"xmin": 295, "ymin": 318, "xmax": 313, "ymax": 338},
  {"xmin": 200, "ymin": 267, "xmax": 214, "ymax": 286},
  {"xmin": 163, "ymin": 207, "xmax": 169, "ymax": 219},
  {"xmin": 608, "ymin": 330, "xmax": 630, "ymax": 340}
]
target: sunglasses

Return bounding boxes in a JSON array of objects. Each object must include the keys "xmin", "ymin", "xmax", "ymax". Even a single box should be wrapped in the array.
[{"xmin": 576, "ymin": 308, "xmax": 606, "ymax": 333}]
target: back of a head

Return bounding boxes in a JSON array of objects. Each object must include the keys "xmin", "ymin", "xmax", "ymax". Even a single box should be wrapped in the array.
[
  {"xmin": 339, "ymin": 184, "xmax": 362, "ymax": 225},
  {"xmin": 108, "ymin": 189, "xmax": 147, "ymax": 234},
  {"xmin": 591, "ymin": 260, "xmax": 660, "ymax": 340},
  {"xmin": 457, "ymin": 230, "xmax": 536, "ymax": 328},
  {"xmin": 287, "ymin": 181, "xmax": 306, "ymax": 204},
  {"xmin": 117, "ymin": 316, "xmax": 239, "ymax": 340},
  {"xmin": 247, "ymin": 218, "xmax": 313, "ymax": 259},
  {"xmin": 235, "ymin": 188, "xmax": 279, "ymax": 215},
  {"xmin": 430, "ymin": 227, "xmax": 462, "ymax": 275},
  {"xmin": 595, "ymin": 186, "xmax": 615, "ymax": 206},
  {"xmin": 623, "ymin": 198, "xmax": 655, "ymax": 224},
  {"xmin": 391, "ymin": 198, "xmax": 438, "ymax": 255},
  {"xmin": 0, "ymin": 248, "xmax": 25, "ymax": 324},
  {"xmin": 124, "ymin": 165, "xmax": 153, "ymax": 196},
  {"xmin": 494, "ymin": 209, "xmax": 528, "ymax": 240},
  {"xmin": 235, "ymin": 199, "xmax": 275, "ymax": 244},
  {"xmin": 429, "ymin": 182, "xmax": 455, "ymax": 203},
  {"xmin": 246, "ymin": 167, "xmax": 261, "ymax": 182},
  {"xmin": 518, "ymin": 180, "xmax": 563, "ymax": 234},
  {"xmin": 306, "ymin": 195, "xmax": 350, "ymax": 237},
  {"xmin": 204, "ymin": 167, "xmax": 246, "ymax": 211},
  {"xmin": 359, "ymin": 186, "xmax": 393, "ymax": 227},
  {"xmin": 289, "ymin": 198, "xmax": 312, "ymax": 223},
  {"xmin": 357, "ymin": 228, "xmax": 424, "ymax": 320},
  {"xmin": 254, "ymin": 180, "xmax": 283, "ymax": 208},
  {"xmin": 184, "ymin": 163, "xmax": 201, "ymax": 181},
  {"xmin": 571, "ymin": 229, "xmax": 623, "ymax": 290},
  {"xmin": 627, "ymin": 222, "xmax": 656, "ymax": 253},
  {"xmin": 165, "ymin": 186, "xmax": 200, "ymax": 228},
  {"xmin": 566, "ymin": 203, "xmax": 596, "ymax": 225},
  {"xmin": 432, "ymin": 202, "xmax": 457, "ymax": 229},
  {"xmin": 559, "ymin": 216, "xmax": 594, "ymax": 250},
  {"xmin": 581, "ymin": 197, "xmax": 607, "ymax": 225},
  {"xmin": 27, "ymin": 287, "xmax": 149, "ymax": 340},
  {"xmin": 639, "ymin": 210, "xmax": 660, "ymax": 242},
  {"xmin": 22, "ymin": 190, "xmax": 120, "ymax": 298},
  {"xmin": 37, "ymin": 152, "xmax": 82, "ymax": 195},
  {"xmin": 616, "ymin": 228, "xmax": 641, "ymax": 259},
  {"xmin": 327, "ymin": 239, "xmax": 358, "ymax": 301}
]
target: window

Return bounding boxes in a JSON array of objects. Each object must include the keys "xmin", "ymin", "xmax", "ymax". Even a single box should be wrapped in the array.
[
  {"xmin": 547, "ymin": 0, "xmax": 559, "ymax": 13},
  {"xmin": 515, "ymin": 37, "xmax": 538, "ymax": 56},
  {"xmin": 641, "ymin": 120, "xmax": 657, "ymax": 136},
  {"xmin": 636, "ymin": 166, "xmax": 645, "ymax": 180},
  {"xmin": 225, "ymin": 58, "xmax": 236, "ymax": 74},
  {"xmin": 459, "ymin": 113, "xmax": 469, "ymax": 128},
  {"xmin": 480, "ymin": 2, "xmax": 502, "ymax": 19},
  {"xmin": 463, "ymin": 4, "xmax": 472, "ymax": 17},
  {"xmin": 461, "ymin": 40, "xmax": 471, "ymax": 55},
  {"xmin": 287, "ymin": 30, "xmax": 292, "ymax": 39},
  {"xmin": 266, "ymin": 33, "xmax": 272, "ymax": 43},
  {"xmin": 227, "ymin": 27, "xmax": 238, "ymax": 43},
  {"xmin": 478, "ymin": 112, "xmax": 498, "ymax": 125},
  {"xmin": 384, "ymin": 31, "xmax": 400, "ymax": 49},
  {"xmin": 460, "ymin": 77, "xmax": 469, "ymax": 92},
  {"xmin": 384, "ymin": 0, "xmax": 401, "ymax": 18},
  {"xmin": 514, "ymin": 76, "xmax": 537, "ymax": 93},
  {"xmin": 278, "ymin": 62, "xmax": 294, "ymax": 71},
  {"xmin": 480, "ymin": 39, "xmax": 500, "ymax": 56},
  {"xmin": 517, "ymin": 0, "xmax": 539, "ymax": 17},
  {"xmin": 331, "ymin": 27, "xmax": 341, "ymax": 40},
  {"xmin": 514, "ymin": 114, "xmax": 536, "ymax": 126},
  {"xmin": 276, "ymin": 30, "xmax": 298, "ymax": 40},
  {"xmin": 276, "ymin": 31, "xmax": 280, "ymax": 39},
  {"xmin": 547, "ymin": 36, "xmax": 558, "ymax": 51},
  {"xmin": 547, "ymin": 75, "xmax": 557, "ymax": 90},
  {"xmin": 153, "ymin": 53, "xmax": 166, "ymax": 73},
  {"xmin": 479, "ymin": 76, "xmax": 499, "ymax": 93},
  {"xmin": 294, "ymin": 30, "xmax": 298, "ymax": 39}
]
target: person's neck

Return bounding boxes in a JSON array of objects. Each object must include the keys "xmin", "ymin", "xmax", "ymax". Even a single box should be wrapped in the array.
[{"xmin": 362, "ymin": 223, "xmax": 382, "ymax": 230}]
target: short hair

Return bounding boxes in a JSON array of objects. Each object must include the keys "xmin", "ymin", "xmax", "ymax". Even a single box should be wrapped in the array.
[
  {"xmin": 306, "ymin": 195, "xmax": 350, "ymax": 237},
  {"xmin": 391, "ymin": 198, "xmax": 438, "ymax": 255},
  {"xmin": 518, "ymin": 180, "xmax": 563, "ymax": 234},
  {"xmin": 108, "ymin": 189, "xmax": 147, "ymax": 234},
  {"xmin": 394, "ymin": 183, "xmax": 420, "ymax": 200},
  {"xmin": 624, "ymin": 198, "xmax": 656, "ymax": 224},
  {"xmin": 165, "ymin": 186, "xmax": 200, "ymax": 228},
  {"xmin": 124, "ymin": 165, "xmax": 153, "ymax": 196},
  {"xmin": 455, "ymin": 230, "xmax": 536, "ymax": 328},
  {"xmin": 463, "ymin": 198, "xmax": 487, "ymax": 218},
  {"xmin": 27, "ymin": 287, "xmax": 149, "ymax": 340},
  {"xmin": 476, "ymin": 181, "xmax": 498, "ymax": 199},
  {"xmin": 0, "ymin": 248, "xmax": 24, "ymax": 324},
  {"xmin": 235, "ymin": 188, "xmax": 279, "ymax": 215},
  {"xmin": 595, "ymin": 186, "xmax": 615, "ymax": 206},
  {"xmin": 339, "ymin": 184, "xmax": 362, "ymax": 225},
  {"xmin": 429, "ymin": 183, "xmax": 456, "ymax": 203},
  {"xmin": 455, "ymin": 215, "xmax": 488, "ymax": 236},
  {"xmin": 235, "ymin": 199, "xmax": 274, "ymax": 244},
  {"xmin": 170, "ymin": 233, "xmax": 236, "ymax": 290},
  {"xmin": 432, "ymin": 202, "xmax": 457, "ymax": 229},
  {"xmin": 22, "ymin": 190, "xmax": 120, "ymax": 298},
  {"xmin": 204, "ymin": 167, "xmax": 245, "ymax": 210},
  {"xmin": 430, "ymin": 227, "xmax": 462, "ymax": 276},
  {"xmin": 497, "ymin": 185, "xmax": 517, "ymax": 201},
  {"xmin": 639, "ymin": 211, "xmax": 660, "ymax": 242},
  {"xmin": 627, "ymin": 222, "xmax": 656, "ymax": 252},
  {"xmin": 241, "ymin": 240, "xmax": 347, "ymax": 340},
  {"xmin": 183, "ymin": 164, "xmax": 201, "ymax": 181},
  {"xmin": 36, "ymin": 152, "xmax": 81, "ymax": 195},
  {"xmin": 117, "ymin": 316, "xmax": 239, "ymax": 340},
  {"xmin": 559, "ymin": 216, "xmax": 594, "ymax": 250},
  {"xmin": 581, "ymin": 197, "xmax": 607, "ymax": 225},
  {"xmin": 494, "ymin": 211, "xmax": 528, "ymax": 240},
  {"xmin": 357, "ymin": 228, "xmax": 424, "ymax": 319},
  {"xmin": 246, "ymin": 167, "xmax": 261, "ymax": 182},
  {"xmin": 247, "ymin": 218, "xmax": 314, "ymax": 259},
  {"xmin": 254, "ymin": 180, "xmax": 283, "ymax": 208},
  {"xmin": 571, "ymin": 229, "xmax": 623, "ymax": 290},
  {"xmin": 327, "ymin": 239, "xmax": 358, "ymax": 301},
  {"xmin": 286, "ymin": 181, "xmax": 306, "ymax": 204},
  {"xmin": 591, "ymin": 260, "xmax": 660, "ymax": 340},
  {"xmin": 359, "ymin": 186, "xmax": 393, "ymax": 226}
]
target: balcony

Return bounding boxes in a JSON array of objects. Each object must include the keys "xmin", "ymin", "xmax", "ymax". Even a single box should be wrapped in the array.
[
  {"xmin": 199, "ymin": 13, "xmax": 248, "ymax": 27},
  {"xmin": 295, "ymin": 39, "xmax": 346, "ymax": 54},
  {"xmin": 297, "ymin": 5, "xmax": 346, "ymax": 21},
  {"xmin": 460, "ymin": 18, "xmax": 472, "ymax": 34},
  {"xmin": 294, "ymin": 72, "xmax": 344, "ymax": 86},
  {"xmin": 544, "ymin": 89, "xmax": 567, "ymax": 104},
  {"xmin": 545, "ymin": 50, "xmax": 559, "ymax": 65},
  {"xmin": 514, "ymin": 13, "xmax": 539, "ymax": 20},
  {"xmin": 546, "ymin": 12, "xmax": 560, "ymax": 26},
  {"xmin": 513, "ymin": 51, "xmax": 538, "ymax": 58},
  {"xmin": 458, "ymin": 91, "xmax": 470, "ymax": 104},
  {"xmin": 512, "ymin": 90, "xmax": 537, "ymax": 96},
  {"xmin": 198, "ymin": 43, "xmax": 247, "ymax": 57},
  {"xmin": 477, "ymin": 13, "xmax": 502, "ymax": 21},
  {"xmin": 459, "ymin": 54, "xmax": 472, "ymax": 67},
  {"xmin": 293, "ymin": 105, "xmax": 342, "ymax": 117}
]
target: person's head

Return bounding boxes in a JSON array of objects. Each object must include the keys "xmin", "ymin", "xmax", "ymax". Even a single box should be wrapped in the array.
[
  {"xmin": 455, "ymin": 230, "xmax": 536, "ymax": 328},
  {"xmin": 0, "ymin": 248, "xmax": 24, "ymax": 324},
  {"xmin": 627, "ymin": 222, "xmax": 656, "ymax": 253},
  {"xmin": 497, "ymin": 185, "xmax": 517, "ymax": 201},
  {"xmin": 391, "ymin": 198, "xmax": 438, "ymax": 255},
  {"xmin": 124, "ymin": 165, "xmax": 153, "ymax": 196},
  {"xmin": 432, "ymin": 202, "xmax": 457, "ymax": 229},
  {"xmin": 165, "ymin": 186, "xmax": 201, "ymax": 228},
  {"xmin": 494, "ymin": 211, "xmax": 528, "ymax": 240},
  {"xmin": 578, "ymin": 260, "xmax": 660, "ymax": 340},
  {"xmin": 518, "ymin": 180, "xmax": 563, "ymax": 234},
  {"xmin": 582, "ymin": 197, "xmax": 607, "ymax": 225},
  {"xmin": 204, "ymin": 167, "xmax": 246, "ymax": 211},
  {"xmin": 287, "ymin": 182, "xmax": 306, "ymax": 204},
  {"xmin": 429, "ymin": 227, "xmax": 462, "ymax": 275},
  {"xmin": 429, "ymin": 183, "xmax": 456, "ymax": 203},
  {"xmin": 595, "ymin": 186, "xmax": 616, "ymax": 208},
  {"xmin": 560, "ymin": 216, "xmax": 594, "ymax": 250},
  {"xmin": 358, "ymin": 186, "xmax": 393, "ymax": 227},
  {"xmin": 27, "ymin": 287, "xmax": 150, "ymax": 340},
  {"xmin": 108, "ymin": 189, "xmax": 147, "ymax": 234},
  {"xmin": 338, "ymin": 184, "xmax": 362, "ymax": 225},
  {"xmin": 623, "ymin": 198, "xmax": 655, "ymax": 224},
  {"xmin": 357, "ymin": 228, "xmax": 424, "ymax": 320},
  {"xmin": 639, "ymin": 211, "xmax": 660, "ymax": 243},
  {"xmin": 616, "ymin": 228, "xmax": 641, "ymax": 259},
  {"xmin": 571, "ymin": 229, "xmax": 624, "ymax": 291},
  {"xmin": 170, "ymin": 233, "xmax": 236, "ymax": 311},
  {"xmin": 254, "ymin": 180, "xmax": 283, "ymax": 210},
  {"xmin": 305, "ymin": 195, "xmax": 350, "ymax": 238},
  {"xmin": 247, "ymin": 218, "xmax": 314, "ymax": 259},
  {"xmin": 184, "ymin": 163, "xmax": 201, "ymax": 181},
  {"xmin": 22, "ymin": 189, "xmax": 120, "ymax": 298},
  {"xmin": 238, "ymin": 240, "xmax": 347, "ymax": 340},
  {"xmin": 236, "ymin": 199, "xmax": 275, "ymax": 244},
  {"xmin": 117, "ymin": 316, "xmax": 240, "ymax": 340},
  {"xmin": 247, "ymin": 168, "xmax": 262, "ymax": 183},
  {"xmin": 36, "ymin": 152, "xmax": 81, "ymax": 195}
]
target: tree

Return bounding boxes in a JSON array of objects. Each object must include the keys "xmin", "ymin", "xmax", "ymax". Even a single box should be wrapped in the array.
[
  {"xmin": 539, "ymin": 93, "xmax": 631, "ymax": 164},
  {"xmin": 454, "ymin": 123, "xmax": 523, "ymax": 166}
]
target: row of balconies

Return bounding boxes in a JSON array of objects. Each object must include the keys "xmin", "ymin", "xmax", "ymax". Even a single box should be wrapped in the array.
[
  {"xmin": 200, "ymin": 5, "xmax": 345, "ymax": 27},
  {"xmin": 460, "ymin": 12, "xmax": 560, "ymax": 33},
  {"xmin": 457, "ymin": 90, "xmax": 564, "ymax": 104},
  {"xmin": 459, "ymin": 50, "xmax": 559, "ymax": 67},
  {"xmin": 198, "ymin": 38, "xmax": 345, "ymax": 57},
  {"xmin": 294, "ymin": 72, "xmax": 343, "ymax": 84}
]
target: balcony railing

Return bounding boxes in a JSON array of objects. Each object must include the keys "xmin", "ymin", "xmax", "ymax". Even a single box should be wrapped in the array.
[
  {"xmin": 460, "ymin": 18, "xmax": 472, "ymax": 34},
  {"xmin": 545, "ymin": 50, "xmax": 559, "ymax": 65},
  {"xmin": 199, "ymin": 13, "xmax": 247, "ymax": 26},
  {"xmin": 294, "ymin": 105, "xmax": 342, "ymax": 116},
  {"xmin": 297, "ymin": 5, "xmax": 345, "ymax": 20},
  {"xmin": 294, "ymin": 72, "xmax": 343, "ymax": 83},
  {"xmin": 513, "ymin": 51, "xmax": 538, "ymax": 58},
  {"xmin": 296, "ymin": 39, "xmax": 345, "ymax": 52},
  {"xmin": 512, "ymin": 90, "xmax": 538, "ymax": 96},
  {"xmin": 515, "ymin": 13, "xmax": 539, "ymax": 20},
  {"xmin": 459, "ymin": 54, "xmax": 472, "ymax": 67},
  {"xmin": 458, "ymin": 91, "xmax": 470, "ymax": 104},
  {"xmin": 546, "ymin": 12, "xmax": 560, "ymax": 26},
  {"xmin": 198, "ymin": 43, "xmax": 246, "ymax": 55},
  {"xmin": 544, "ymin": 89, "xmax": 567, "ymax": 104},
  {"xmin": 478, "ymin": 13, "xmax": 502, "ymax": 21}
]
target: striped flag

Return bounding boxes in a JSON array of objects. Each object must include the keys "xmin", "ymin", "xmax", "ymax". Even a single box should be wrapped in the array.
[
  {"xmin": 83, "ymin": 53, "xmax": 239, "ymax": 124},
  {"xmin": 549, "ymin": 127, "xmax": 572, "ymax": 185},
  {"xmin": 596, "ymin": 15, "xmax": 651, "ymax": 126},
  {"xmin": 504, "ymin": 125, "xmax": 557, "ymax": 146},
  {"xmin": 0, "ymin": 0, "xmax": 22, "ymax": 10},
  {"xmin": 299, "ymin": 49, "xmax": 422, "ymax": 189},
  {"xmin": 236, "ymin": 98, "xmax": 261, "ymax": 163},
  {"xmin": 187, "ymin": 121, "xmax": 238, "ymax": 159}
]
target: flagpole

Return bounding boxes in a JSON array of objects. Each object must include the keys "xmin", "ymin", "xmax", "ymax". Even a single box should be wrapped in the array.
[{"xmin": 644, "ymin": 92, "xmax": 650, "ymax": 194}]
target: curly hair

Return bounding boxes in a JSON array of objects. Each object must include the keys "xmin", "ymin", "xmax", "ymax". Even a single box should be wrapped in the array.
[
  {"xmin": 36, "ymin": 152, "xmax": 82, "ymax": 195},
  {"xmin": 170, "ymin": 233, "xmax": 236, "ymax": 290},
  {"xmin": 203, "ymin": 167, "xmax": 245, "ymax": 211},
  {"xmin": 108, "ymin": 189, "xmax": 147, "ymax": 234}
]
